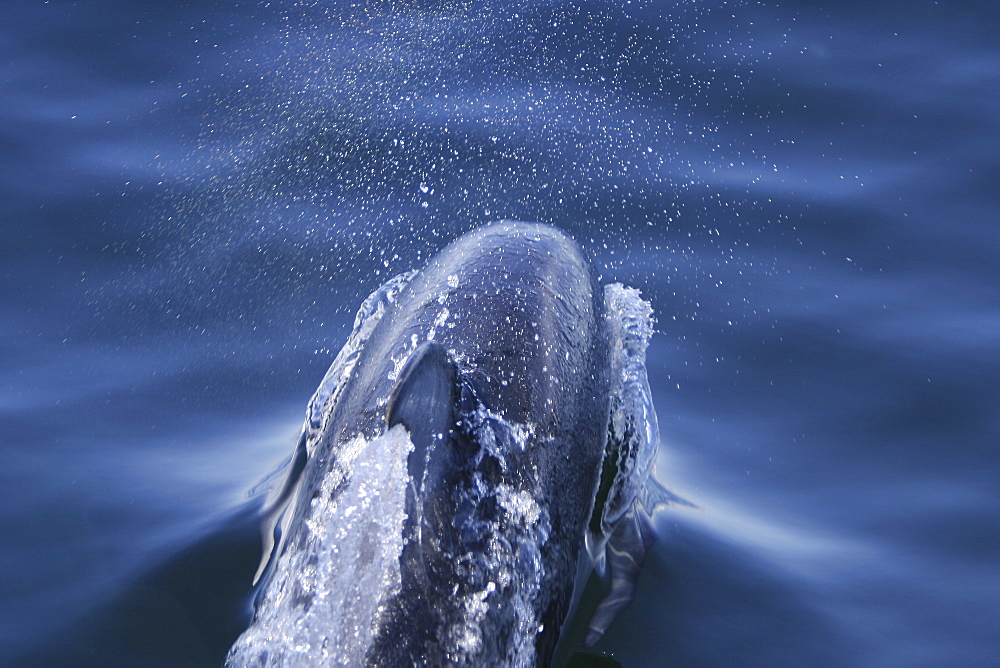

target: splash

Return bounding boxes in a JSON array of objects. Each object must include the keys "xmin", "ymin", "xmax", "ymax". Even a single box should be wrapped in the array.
[{"xmin": 228, "ymin": 426, "xmax": 413, "ymax": 666}]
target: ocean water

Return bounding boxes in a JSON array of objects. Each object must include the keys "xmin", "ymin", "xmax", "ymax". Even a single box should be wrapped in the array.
[{"xmin": 2, "ymin": 0, "xmax": 998, "ymax": 665}]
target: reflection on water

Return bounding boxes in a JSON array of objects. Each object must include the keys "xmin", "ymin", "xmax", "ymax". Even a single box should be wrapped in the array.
[{"xmin": 3, "ymin": 0, "xmax": 999, "ymax": 665}]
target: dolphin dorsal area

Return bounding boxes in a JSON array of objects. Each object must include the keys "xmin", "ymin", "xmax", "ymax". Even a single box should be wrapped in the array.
[{"xmin": 228, "ymin": 222, "xmax": 665, "ymax": 667}]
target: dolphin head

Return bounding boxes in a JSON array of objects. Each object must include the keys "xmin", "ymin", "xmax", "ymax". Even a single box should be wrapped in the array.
[{"xmin": 228, "ymin": 222, "xmax": 663, "ymax": 667}]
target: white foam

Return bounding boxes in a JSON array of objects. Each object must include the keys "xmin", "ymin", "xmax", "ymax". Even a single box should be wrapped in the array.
[
  {"xmin": 227, "ymin": 426, "xmax": 413, "ymax": 666},
  {"xmin": 602, "ymin": 283, "xmax": 659, "ymax": 527}
]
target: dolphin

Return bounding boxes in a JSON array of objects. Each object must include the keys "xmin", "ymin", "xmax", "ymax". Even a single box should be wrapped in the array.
[{"xmin": 227, "ymin": 221, "xmax": 667, "ymax": 666}]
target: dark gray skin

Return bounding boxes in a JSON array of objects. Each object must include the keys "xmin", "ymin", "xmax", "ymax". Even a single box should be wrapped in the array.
[{"xmin": 248, "ymin": 222, "xmax": 612, "ymax": 665}]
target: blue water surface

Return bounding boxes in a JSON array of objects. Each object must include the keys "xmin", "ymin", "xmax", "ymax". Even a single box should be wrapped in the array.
[{"xmin": 2, "ymin": 0, "xmax": 998, "ymax": 665}]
